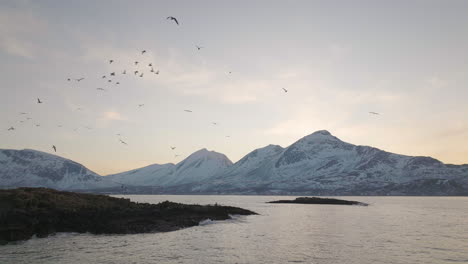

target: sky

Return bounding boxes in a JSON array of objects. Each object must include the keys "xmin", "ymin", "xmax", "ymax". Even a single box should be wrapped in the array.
[{"xmin": 1, "ymin": 0, "xmax": 468, "ymax": 175}]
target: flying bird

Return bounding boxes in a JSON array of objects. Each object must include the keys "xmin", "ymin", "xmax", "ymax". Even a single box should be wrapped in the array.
[
  {"xmin": 134, "ymin": 61, "xmax": 139, "ymax": 65},
  {"xmin": 96, "ymin": 88, "xmax": 106, "ymax": 91},
  {"xmin": 138, "ymin": 104, "xmax": 144, "ymax": 107},
  {"xmin": 76, "ymin": 108, "xmax": 83, "ymax": 111},
  {"xmin": 109, "ymin": 60, "xmax": 114, "ymax": 64},
  {"xmin": 134, "ymin": 70, "xmax": 139, "ymax": 75},
  {"xmin": 184, "ymin": 110, "xmax": 192, "ymax": 112},
  {"xmin": 108, "ymin": 80, "xmax": 112, "ymax": 82},
  {"xmin": 282, "ymin": 88, "xmax": 288, "ymax": 93},
  {"xmin": 196, "ymin": 45, "xmax": 203, "ymax": 50},
  {"xmin": 20, "ymin": 112, "xmax": 27, "ymax": 115},
  {"xmin": 167, "ymin": 16, "xmax": 179, "ymax": 25},
  {"xmin": 150, "ymin": 67, "xmax": 154, "ymax": 73},
  {"xmin": 175, "ymin": 154, "xmax": 180, "ymax": 158},
  {"xmin": 35, "ymin": 124, "xmax": 40, "ymax": 127},
  {"xmin": 110, "ymin": 72, "xmax": 115, "ymax": 76},
  {"xmin": 75, "ymin": 78, "xmax": 84, "ymax": 82},
  {"xmin": 141, "ymin": 50, "xmax": 146, "ymax": 54},
  {"xmin": 102, "ymin": 75, "xmax": 106, "ymax": 79},
  {"xmin": 116, "ymin": 133, "xmax": 121, "ymax": 136},
  {"xmin": 52, "ymin": 145, "xmax": 56, "ymax": 152},
  {"xmin": 37, "ymin": 98, "xmax": 42, "ymax": 104},
  {"xmin": 148, "ymin": 63, "xmax": 152, "ymax": 67},
  {"xmin": 7, "ymin": 127, "xmax": 14, "ymax": 131},
  {"xmin": 67, "ymin": 78, "xmax": 71, "ymax": 81},
  {"xmin": 139, "ymin": 73, "xmax": 144, "ymax": 77},
  {"xmin": 122, "ymin": 70, "xmax": 126, "ymax": 74},
  {"xmin": 226, "ymin": 135, "xmax": 230, "ymax": 138},
  {"xmin": 212, "ymin": 122, "xmax": 218, "ymax": 125},
  {"xmin": 115, "ymin": 82, "xmax": 120, "ymax": 85},
  {"xmin": 155, "ymin": 70, "xmax": 159, "ymax": 75},
  {"xmin": 369, "ymin": 112, "xmax": 380, "ymax": 115},
  {"xmin": 170, "ymin": 146, "xmax": 176, "ymax": 150},
  {"xmin": 119, "ymin": 139, "xmax": 127, "ymax": 145},
  {"xmin": 26, "ymin": 117, "xmax": 32, "ymax": 120}
]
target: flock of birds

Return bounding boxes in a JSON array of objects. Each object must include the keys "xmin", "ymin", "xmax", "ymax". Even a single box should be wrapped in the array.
[{"xmin": 5, "ymin": 15, "xmax": 380, "ymax": 158}]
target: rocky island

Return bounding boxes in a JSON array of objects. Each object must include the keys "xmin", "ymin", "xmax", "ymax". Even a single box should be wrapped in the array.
[
  {"xmin": 268, "ymin": 197, "xmax": 368, "ymax": 206},
  {"xmin": 0, "ymin": 188, "xmax": 256, "ymax": 244}
]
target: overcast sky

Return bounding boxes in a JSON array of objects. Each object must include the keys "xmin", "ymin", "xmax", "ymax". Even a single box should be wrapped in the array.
[{"xmin": 1, "ymin": 0, "xmax": 468, "ymax": 175}]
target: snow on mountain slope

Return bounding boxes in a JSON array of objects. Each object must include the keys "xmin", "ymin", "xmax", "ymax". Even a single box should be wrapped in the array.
[
  {"xmin": 193, "ymin": 130, "xmax": 468, "ymax": 195},
  {"xmin": 0, "ymin": 149, "xmax": 118, "ymax": 190},
  {"xmin": 106, "ymin": 148, "xmax": 232, "ymax": 187}
]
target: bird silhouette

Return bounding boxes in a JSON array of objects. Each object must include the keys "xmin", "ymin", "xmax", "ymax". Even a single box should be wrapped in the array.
[
  {"xmin": 35, "ymin": 124, "xmax": 40, "ymax": 127},
  {"xmin": 148, "ymin": 63, "xmax": 152, "ymax": 67},
  {"xmin": 134, "ymin": 70, "xmax": 139, "ymax": 75},
  {"xmin": 122, "ymin": 70, "xmax": 126, "ymax": 74},
  {"xmin": 212, "ymin": 122, "xmax": 218, "ymax": 125},
  {"xmin": 102, "ymin": 75, "xmax": 106, "ymax": 79},
  {"xmin": 119, "ymin": 139, "xmax": 127, "ymax": 145},
  {"xmin": 184, "ymin": 110, "xmax": 192, "ymax": 112},
  {"xmin": 170, "ymin": 146, "xmax": 176, "ymax": 150},
  {"xmin": 7, "ymin": 127, "xmax": 14, "ymax": 131},
  {"xmin": 155, "ymin": 70, "xmax": 159, "ymax": 75},
  {"xmin": 109, "ymin": 60, "xmax": 114, "ymax": 64},
  {"xmin": 139, "ymin": 73, "xmax": 144, "ymax": 77},
  {"xmin": 75, "ymin": 78, "xmax": 84, "ymax": 82},
  {"xmin": 175, "ymin": 154, "xmax": 180, "ymax": 158},
  {"xmin": 167, "ymin": 16, "xmax": 179, "ymax": 25},
  {"xmin": 77, "ymin": 108, "xmax": 83, "ymax": 111},
  {"xmin": 96, "ymin": 88, "xmax": 106, "ymax": 91},
  {"xmin": 67, "ymin": 78, "xmax": 71, "ymax": 81},
  {"xmin": 369, "ymin": 112, "xmax": 380, "ymax": 115},
  {"xmin": 196, "ymin": 45, "xmax": 203, "ymax": 50},
  {"xmin": 110, "ymin": 72, "xmax": 115, "ymax": 76},
  {"xmin": 20, "ymin": 112, "xmax": 27, "ymax": 115},
  {"xmin": 108, "ymin": 80, "xmax": 112, "ymax": 82},
  {"xmin": 138, "ymin": 104, "xmax": 144, "ymax": 107},
  {"xmin": 52, "ymin": 145, "xmax": 56, "ymax": 152},
  {"xmin": 282, "ymin": 88, "xmax": 288, "ymax": 93},
  {"xmin": 134, "ymin": 61, "xmax": 139, "ymax": 65},
  {"xmin": 141, "ymin": 50, "xmax": 146, "ymax": 54},
  {"xmin": 37, "ymin": 98, "xmax": 42, "ymax": 104},
  {"xmin": 150, "ymin": 67, "xmax": 154, "ymax": 73},
  {"xmin": 115, "ymin": 82, "xmax": 120, "ymax": 85}
]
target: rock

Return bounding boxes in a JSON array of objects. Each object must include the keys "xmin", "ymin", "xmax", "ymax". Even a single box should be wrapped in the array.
[
  {"xmin": 0, "ymin": 188, "xmax": 256, "ymax": 244},
  {"xmin": 267, "ymin": 197, "xmax": 368, "ymax": 206}
]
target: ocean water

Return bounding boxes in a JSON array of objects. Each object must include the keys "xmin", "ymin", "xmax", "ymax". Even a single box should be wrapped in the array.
[{"xmin": 1, "ymin": 196, "xmax": 467, "ymax": 264}]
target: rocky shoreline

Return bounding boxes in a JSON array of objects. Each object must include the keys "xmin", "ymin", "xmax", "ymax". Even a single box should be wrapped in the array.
[
  {"xmin": 0, "ymin": 188, "xmax": 256, "ymax": 244},
  {"xmin": 268, "ymin": 197, "xmax": 368, "ymax": 206}
]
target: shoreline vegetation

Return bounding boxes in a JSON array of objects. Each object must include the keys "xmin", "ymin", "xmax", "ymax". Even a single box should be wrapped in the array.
[
  {"xmin": 268, "ymin": 197, "xmax": 369, "ymax": 206},
  {"xmin": 0, "ymin": 188, "xmax": 257, "ymax": 245}
]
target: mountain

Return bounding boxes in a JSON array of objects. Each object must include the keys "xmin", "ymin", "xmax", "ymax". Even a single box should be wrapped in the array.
[
  {"xmin": 107, "ymin": 148, "xmax": 232, "ymax": 187},
  {"xmin": 0, "ymin": 149, "xmax": 118, "ymax": 190},
  {"xmin": 188, "ymin": 130, "xmax": 468, "ymax": 195}
]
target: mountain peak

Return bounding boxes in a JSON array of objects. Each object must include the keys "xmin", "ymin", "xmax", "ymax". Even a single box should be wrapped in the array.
[{"xmin": 298, "ymin": 130, "xmax": 340, "ymax": 144}]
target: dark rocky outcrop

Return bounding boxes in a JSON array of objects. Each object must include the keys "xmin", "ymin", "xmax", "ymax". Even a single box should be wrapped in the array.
[
  {"xmin": 0, "ymin": 188, "xmax": 256, "ymax": 244},
  {"xmin": 268, "ymin": 197, "xmax": 368, "ymax": 206}
]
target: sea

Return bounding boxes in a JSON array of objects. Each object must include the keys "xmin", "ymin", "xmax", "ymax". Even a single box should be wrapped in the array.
[{"xmin": 1, "ymin": 196, "xmax": 467, "ymax": 264}]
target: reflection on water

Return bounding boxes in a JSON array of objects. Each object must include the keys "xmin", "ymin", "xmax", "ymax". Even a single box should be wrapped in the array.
[{"xmin": 1, "ymin": 196, "xmax": 467, "ymax": 264}]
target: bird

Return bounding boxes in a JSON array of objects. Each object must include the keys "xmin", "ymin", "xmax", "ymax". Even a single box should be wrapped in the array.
[
  {"xmin": 122, "ymin": 70, "xmax": 126, "ymax": 74},
  {"xmin": 228, "ymin": 71, "xmax": 232, "ymax": 74},
  {"xmin": 108, "ymin": 80, "xmax": 112, "ymax": 82},
  {"xmin": 96, "ymin": 88, "xmax": 106, "ymax": 91},
  {"xmin": 167, "ymin": 16, "xmax": 179, "ymax": 25},
  {"xmin": 119, "ymin": 139, "xmax": 127, "ymax": 145},
  {"xmin": 109, "ymin": 60, "xmax": 114, "ymax": 64},
  {"xmin": 155, "ymin": 70, "xmax": 159, "ymax": 75},
  {"xmin": 282, "ymin": 88, "xmax": 288, "ymax": 93},
  {"xmin": 75, "ymin": 78, "xmax": 84, "ymax": 82},
  {"xmin": 369, "ymin": 112, "xmax": 380, "ymax": 115},
  {"xmin": 139, "ymin": 73, "xmax": 144, "ymax": 77},
  {"xmin": 138, "ymin": 104, "xmax": 144, "ymax": 107},
  {"xmin": 102, "ymin": 75, "xmax": 106, "ymax": 79},
  {"xmin": 67, "ymin": 78, "xmax": 71, "ymax": 81},
  {"xmin": 52, "ymin": 145, "xmax": 56, "ymax": 152},
  {"xmin": 134, "ymin": 61, "xmax": 139, "ymax": 65},
  {"xmin": 26, "ymin": 117, "xmax": 32, "ymax": 120},
  {"xmin": 196, "ymin": 45, "xmax": 203, "ymax": 50},
  {"xmin": 116, "ymin": 133, "xmax": 121, "ymax": 136},
  {"xmin": 134, "ymin": 70, "xmax": 139, "ymax": 75},
  {"xmin": 115, "ymin": 82, "xmax": 120, "ymax": 85},
  {"xmin": 37, "ymin": 98, "xmax": 42, "ymax": 104},
  {"xmin": 170, "ymin": 146, "xmax": 176, "ymax": 150},
  {"xmin": 175, "ymin": 154, "xmax": 180, "ymax": 158},
  {"xmin": 226, "ymin": 135, "xmax": 230, "ymax": 138},
  {"xmin": 7, "ymin": 127, "xmax": 14, "ymax": 131},
  {"xmin": 20, "ymin": 112, "xmax": 27, "ymax": 115},
  {"xmin": 141, "ymin": 50, "xmax": 146, "ymax": 54},
  {"xmin": 110, "ymin": 72, "xmax": 115, "ymax": 76},
  {"xmin": 184, "ymin": 110, "xmax": 192, "ymax": 112},
  {"xmin": 35, "ymin": 124, "xmax": 40, "ymax": 127},
  {"xmin": 150, "ymin": 67, "xmax": 154, "ymax": 73},
  {"xmin": 148, "ymin": 63, "xmax": 152, "ymax": 67},
  {"xmin": 76, "ymin": 107, "xmax": 83, "ymax": 111},
  {"xmin": 212, "ymin": 122, "xmax": 218, "ymax": 125}
]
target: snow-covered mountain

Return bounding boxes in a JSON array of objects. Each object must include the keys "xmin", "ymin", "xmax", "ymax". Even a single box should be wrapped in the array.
[
  {"xmin": 0, "ymin": 149, "xmax": 118, "ymax": 190},
  {"xmin": 189, "ymin": 130, "xmax": 468, "ymax": 195},
  {"xmin": 107, "ymin": 148, "xmax": 232, "ymax": 187}
]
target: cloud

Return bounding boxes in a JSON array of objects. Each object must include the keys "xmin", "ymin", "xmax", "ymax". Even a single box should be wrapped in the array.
[{"xmin": 102, "ymin": 111, "xmax": 125, "ymax": 121}]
